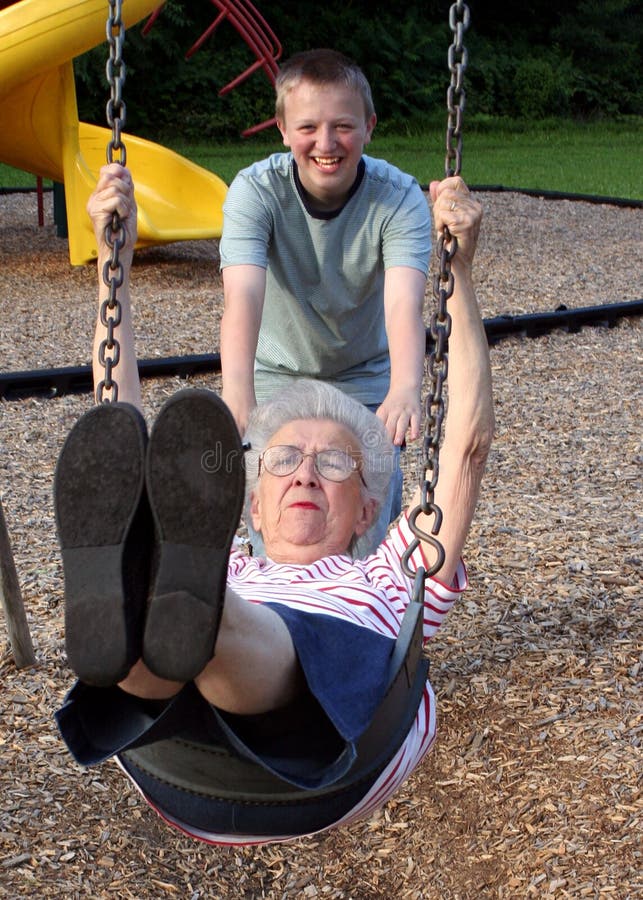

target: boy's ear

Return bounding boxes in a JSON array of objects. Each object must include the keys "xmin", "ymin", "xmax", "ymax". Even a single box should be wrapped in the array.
[
  {"xmin": 277, "ymin": 119, "xmax": 290, "ymax": 146},
  {"xmin": 364, "ymin": 113, "xmax": 377, "ymax": 145}
]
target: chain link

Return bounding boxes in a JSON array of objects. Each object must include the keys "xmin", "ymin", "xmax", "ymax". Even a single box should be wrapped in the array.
[
  {"xmin": 402, "ymin": 2, "xmax": 469, "ymax": 581},
  {"xmin": 445, "ymin": 0, "xmax": 470, "ymax": 178},
  {"xmin": 96, "ymin": 0, "xmax": 127, "ymax": 403}
]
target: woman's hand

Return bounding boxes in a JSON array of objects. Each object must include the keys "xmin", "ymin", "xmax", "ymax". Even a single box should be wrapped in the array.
[
  {"xmin": 87, "ymin": 163, "xmax": 138, "ymax": 258},
  {"xmin": 429, "ymin": 176, "xmax": 482, "ymax": 270}
]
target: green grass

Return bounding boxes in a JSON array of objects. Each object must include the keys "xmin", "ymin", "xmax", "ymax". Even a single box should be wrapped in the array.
[
  {"xmin": 2, "ymin": 117, "xmax": 641, "ymax": 200},
  {"xmin": 368, "ymin": 117, "xmax": 643, "ymax": 199},
  {"xmin": 0, "ymin": 165, "xmax": 40, "ymax": 189},
  {"xmin": 159, "ymin": 116, "xmax": 643, "ymax": 200}
]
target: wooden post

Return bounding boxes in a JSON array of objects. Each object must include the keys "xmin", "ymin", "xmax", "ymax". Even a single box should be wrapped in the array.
[{"xmin": 0, "ymin": 497, "xmax": 36, "ymax": 668}]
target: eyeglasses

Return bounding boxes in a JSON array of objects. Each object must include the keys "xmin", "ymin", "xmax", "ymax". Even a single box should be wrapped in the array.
[{"xmin": 258, "ymin": 444, "xmax": 366, "ymax": 485}]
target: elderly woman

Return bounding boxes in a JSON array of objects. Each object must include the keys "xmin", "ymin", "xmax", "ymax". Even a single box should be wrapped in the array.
[{"xmin": 54, "ymin": 164, "xmax": 493, "ymax": 844}]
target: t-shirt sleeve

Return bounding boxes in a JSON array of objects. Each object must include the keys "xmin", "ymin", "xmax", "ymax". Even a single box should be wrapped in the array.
[
  {"xmin": 381, "ymin": 181, "xmax": 432, "ymax": 275},
  {"xmin": 219, "ymin": 173, "xmax": 273, "ymax": 270}
]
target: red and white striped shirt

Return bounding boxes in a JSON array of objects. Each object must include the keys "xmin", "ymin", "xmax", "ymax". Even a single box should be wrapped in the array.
[{"xmin": 123, "ymin": 514, "xmax": 467, "ymax": 845}]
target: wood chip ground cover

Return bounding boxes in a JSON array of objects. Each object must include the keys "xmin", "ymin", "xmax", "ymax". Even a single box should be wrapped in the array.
[{"xmin": 0, "ymin": 190, "xmax": 641, "ymax": 898}]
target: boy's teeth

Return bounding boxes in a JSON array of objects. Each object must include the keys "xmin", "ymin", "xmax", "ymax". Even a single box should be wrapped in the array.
[{"xmin": 314, "ymin": 157, "xmax": 340, "ymax": 166}]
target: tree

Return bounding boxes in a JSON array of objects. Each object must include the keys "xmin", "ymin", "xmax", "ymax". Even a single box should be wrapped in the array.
[{"xmin": 73, "ymin": 0, "xmax": 643, "ymax": 140}]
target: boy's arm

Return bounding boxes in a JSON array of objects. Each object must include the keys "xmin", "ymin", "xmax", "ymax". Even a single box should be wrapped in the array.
[
  {"xmin": 380, "ymin": 266, "xmax": 427, "ymax": 445},
  {"xmin": 220, "ymin": 264, "xmax": 267, "ymax": 434}
]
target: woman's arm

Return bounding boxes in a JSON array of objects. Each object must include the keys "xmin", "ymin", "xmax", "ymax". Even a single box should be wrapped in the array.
[
  {"xmin": 87, "ymin": 163, "xmax": 142, "ymax": 409},
  {"xmin": 408, "ymin": 176, "xmax": 495, "ymax": 586}
]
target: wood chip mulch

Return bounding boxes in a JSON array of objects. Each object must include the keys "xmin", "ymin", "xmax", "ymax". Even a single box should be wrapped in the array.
[{"xmin": 0, "ymin": 189, "xmax": 641, "ymax": 899}]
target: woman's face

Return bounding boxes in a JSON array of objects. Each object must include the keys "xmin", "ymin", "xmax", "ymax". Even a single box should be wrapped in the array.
[{"xmin": 250, "ymin": 418, "xmax": 376, "ymax": 563}]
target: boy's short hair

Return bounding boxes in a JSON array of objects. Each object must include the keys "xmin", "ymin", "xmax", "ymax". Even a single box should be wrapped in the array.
[{"xmin": 275, "ymin": 48, "xmax": 376, "ymax": 123}]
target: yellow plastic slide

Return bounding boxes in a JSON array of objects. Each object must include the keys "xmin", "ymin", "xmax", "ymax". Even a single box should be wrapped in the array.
[{"xmin": 0, "ymin": 0, "xmax": 228, "ymax": 265}]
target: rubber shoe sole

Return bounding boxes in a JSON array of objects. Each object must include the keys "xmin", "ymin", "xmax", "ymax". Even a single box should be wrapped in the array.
[
  {"xmin": 54, "ymin": 403, "xmax": 149, "ymax": 686},
  {"xmin": 143, "ymin": 389, "xmax": 245, "ymax": 682}
]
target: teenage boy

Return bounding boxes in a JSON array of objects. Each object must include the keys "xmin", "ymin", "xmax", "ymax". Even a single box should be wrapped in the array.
[{"xmin": 219, "ymin": 48, "xmax": 432, "ymax": 552}]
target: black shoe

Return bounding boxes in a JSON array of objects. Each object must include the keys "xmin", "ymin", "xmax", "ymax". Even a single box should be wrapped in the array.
[
  {"xmin": 54, "ymin": 403, "xmax": 150, "ymax": 686},
  {"xmin": 143, "ymin": 389, "xmax": 245, "ymax": 682}
]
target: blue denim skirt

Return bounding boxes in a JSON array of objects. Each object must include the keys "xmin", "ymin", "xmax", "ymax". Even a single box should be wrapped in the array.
[{"xmin": 56, "ymin": 603, "xmax": 396, "ymax": 790}]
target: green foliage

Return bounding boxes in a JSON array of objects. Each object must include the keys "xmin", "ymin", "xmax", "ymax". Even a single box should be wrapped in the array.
[
  {"xmin": 552, "ymin": 0, "xmax": 643, "ymax": 115},
  {"xmin": 513, "ymin": 57, "xmax": 572, "ymax": 118},
  {"xmin": 366, "ymin": 19, "xmax": 451, "ymax": 133},
  {"xmin": 71, "ymin": 0, "xmax": 643, "ymax": 140},
  {"xmin": 74, "ymin": 0, "xmax": 277, "ymax": 140}
]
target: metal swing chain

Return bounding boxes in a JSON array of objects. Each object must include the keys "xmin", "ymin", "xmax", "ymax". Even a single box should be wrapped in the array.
[
  {"xmin": 96, "ymin": 0, "xmax": 127, "ymax": 403},
  {"xmin": 445, "ymin": 0, "xmax": 470, "ymax": 179},
  {"xmin": 402, "ymin": 1, "xmax": 470, "ymax": 582}
]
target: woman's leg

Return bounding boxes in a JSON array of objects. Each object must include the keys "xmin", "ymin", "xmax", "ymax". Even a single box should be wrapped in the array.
[
  {"xmin": 54, "ymin": 402, "xmax": 151, "ymax": 686},
  {"xmin": 194, "ymin": 588, "xmax": 303, "ymax": 713},
  {"xmin": 142, "ymin": 389, "xmax": 245, "ymax": 683},
  {"xmin": 119, "ymin": 587, "xmax": 303, "ymax": 714}
]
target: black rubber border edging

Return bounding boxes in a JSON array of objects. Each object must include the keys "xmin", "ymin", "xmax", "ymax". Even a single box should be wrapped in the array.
[
  {"xmin": 467, "ymin": 185, "xmax": 642, "ymax": 209},
  {"xmin": 3, "ymin": 184, "xmax": 642, "ymax": 207},
  {"xmin": 1, "ymin": 299, "xmax": 641, "ymax": 401},
  {"xmin": 1, "ymin": 185, "xmax": 640, "ymax": 399}
]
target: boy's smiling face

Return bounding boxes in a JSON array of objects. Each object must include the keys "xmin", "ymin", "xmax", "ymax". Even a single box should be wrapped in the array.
[{"xmin": 277, "ymin": 80, "xmax": 377, "ymax": 212}]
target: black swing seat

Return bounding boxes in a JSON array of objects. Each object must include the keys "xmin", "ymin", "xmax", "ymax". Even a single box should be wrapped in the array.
[{"xmin": 120, "ymin": 573, "xmax": 429, "ymax": 838}]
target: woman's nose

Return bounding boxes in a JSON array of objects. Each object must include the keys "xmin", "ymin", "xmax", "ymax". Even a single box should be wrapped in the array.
[{"xmin": 294, "ymin": 455, "xmax": 320, "ymax": 485}]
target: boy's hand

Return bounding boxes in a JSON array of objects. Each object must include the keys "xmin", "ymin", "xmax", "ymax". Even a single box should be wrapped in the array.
[{"xmin": 376, "ymin": 386, "xmax": 421, "ymax": 446}]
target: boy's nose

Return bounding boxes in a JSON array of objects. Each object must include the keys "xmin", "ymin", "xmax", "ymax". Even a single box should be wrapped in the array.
[{"xmin": 315, "ymin": 125, "xmax": 336, "ymax": 152}]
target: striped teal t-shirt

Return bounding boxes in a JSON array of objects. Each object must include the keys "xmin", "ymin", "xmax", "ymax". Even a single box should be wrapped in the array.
[{"xmin": 220, "ymin": 152, "xmax": 431, "ymax": 406}]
